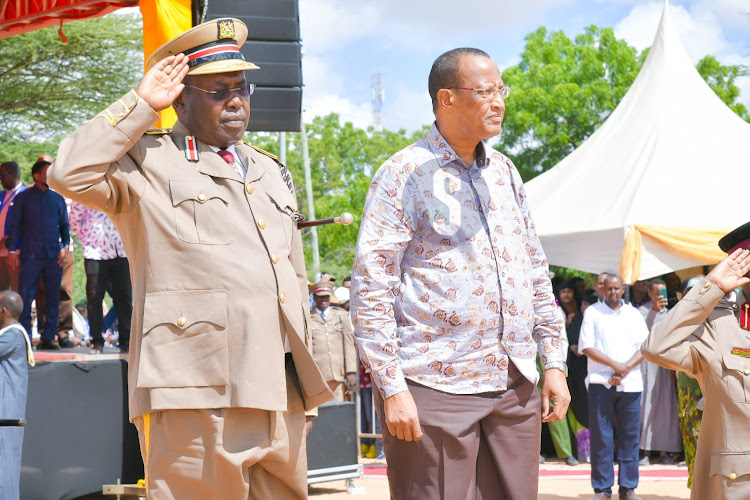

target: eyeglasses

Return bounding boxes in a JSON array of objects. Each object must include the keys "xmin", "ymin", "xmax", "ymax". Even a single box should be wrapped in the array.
[
  {"xmin": 449, "ymin": 86, "xmax": 511, "ymax": 100},
  {"xmin": 185, "ymin": 83, "xmax": 255, "ymax": 101}
]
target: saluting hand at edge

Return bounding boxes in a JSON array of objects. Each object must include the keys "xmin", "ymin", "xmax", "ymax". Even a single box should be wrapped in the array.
[
  {"xmin": 136, "ymin": 54, "xmax": 190, "ymax": 112},
  {"xmin": 706, "ymin": 248, "xmax": 750, "ymax": 293}
]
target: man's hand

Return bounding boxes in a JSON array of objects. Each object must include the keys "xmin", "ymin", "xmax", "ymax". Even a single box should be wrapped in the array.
[
  {"xmin": 610, "ymin": 361, "xmax": 630, "ymax": 377},
  {"xmin": 8, "ymin": 252, "xmax": 19, "ymax": 271},
  {"xmin": 135, "ymin": 54, "xmax": 190, "ymax": 112},
  {"xmin": 541, "ymin": 369, "xmax": 571, "ymax": 422},
  {"xmin": 652, "ymin": 295, "xmax": 668, "ymax": 311},
  {"xmin": 57, "ymin": 248, "xmax": 66, "ymax": 267},
  {"xmin": 346, "ymin": 373, "xmax": 357, "ymax": 387},
  {"xmin": 304, "ymin": 416, "xmax": 314, "ymax": 437},
  {"xmin": 384, "ymin": 390, "xmax": 423, "ymax": 442},
  {"xmin": 706, "ymin": 248, "xmax": 750, "ymax": 293},
  {"xmin": 608, "ymin": 375, "xmax": 622, "ymax": 386}
]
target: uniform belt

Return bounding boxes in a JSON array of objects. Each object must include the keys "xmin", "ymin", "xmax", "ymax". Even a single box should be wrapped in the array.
[{"xmin": 285, "ymin": 352, "xmax": 293, "ymax": 365}]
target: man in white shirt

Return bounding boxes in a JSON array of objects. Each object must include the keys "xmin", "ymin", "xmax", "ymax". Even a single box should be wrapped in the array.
[{"xmin": 579, "ymin": 274, "xmax": 649, "ymax": 500}]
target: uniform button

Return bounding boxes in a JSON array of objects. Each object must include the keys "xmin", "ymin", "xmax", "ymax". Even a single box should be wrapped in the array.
[
  {"xmin": 177, "ymin": 316, "xmax": 186, "ymax": 327},
  {"xmin": 258, "ymin": 219, "xmax": 266, "ymax": 229},
  {"xmin": 730, "ymin": 472, "xmax": 737, "ymax": 480},
  {"xmin": 744, "ymin": 369, "xmax": 750, "ymax": 376},
  {"xmin": 733, "ymin": 303, "xmax": 739, "ymax": 310},
  {"xmin": 197, "ymin": 193, "xmax": 206, "ymax": 202},
  {"xmin": 271, "ymin": 253, "xmax": 279, "ymax": 264},
  {"xmin": 246, "ymin": 183, "xmax": 254, "ymax": 194},
  {"xmin": 279, "ymin": 292, "xmax": 286, "ymax": 303}
]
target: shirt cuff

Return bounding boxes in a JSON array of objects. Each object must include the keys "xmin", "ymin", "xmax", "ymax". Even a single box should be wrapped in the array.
[{"xmin": 372, "ymin": 364, "xmax": 409, "ymax": 399}]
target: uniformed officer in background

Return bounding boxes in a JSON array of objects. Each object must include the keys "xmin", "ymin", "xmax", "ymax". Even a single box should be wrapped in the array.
[
  {"xmin": 48, "ymin": 17, "xmax": 331, "ymax": 500},
  {"xmin": 309, "ymin": 280, "xmax": 357, "ymax": 401}
]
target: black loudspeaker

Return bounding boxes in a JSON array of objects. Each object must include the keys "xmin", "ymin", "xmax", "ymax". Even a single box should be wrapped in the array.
[
  {"xmin": 196, "ymin": 0, "xmax": 302, "ymax": 132},
  {"xmin": 306, "ymin": 401, "xmax": 359, "ymax": 471}
]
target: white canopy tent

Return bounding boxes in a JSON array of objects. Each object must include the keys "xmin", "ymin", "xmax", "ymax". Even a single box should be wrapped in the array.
[{"xmin": 524, "ymin": 0, "xmax": 750, "ymax": 282}]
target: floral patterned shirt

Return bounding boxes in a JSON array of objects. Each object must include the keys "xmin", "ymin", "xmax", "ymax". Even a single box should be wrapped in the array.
[
  {"xmin": 69, "ymin": 201, "xmax": 127, "ymax": 260},
  {"xmin": 351, "ymin": 124, "xmax": 563, "ymax": 397}
]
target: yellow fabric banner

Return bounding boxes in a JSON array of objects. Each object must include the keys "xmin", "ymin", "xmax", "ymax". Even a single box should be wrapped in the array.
[
  {"xmin": 140, "ymin": 0, "xmax": 192, "ymax": 128},
  {"xmin": 620, "ymin": 225, "xmax": 731, "ymax": 284}
]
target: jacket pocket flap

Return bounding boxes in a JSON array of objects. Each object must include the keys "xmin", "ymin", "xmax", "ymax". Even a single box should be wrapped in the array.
[
  {"xmin": 137, "ymin": 289, "xmax": 229, "ymax": 389},
  {"xmin": 722, "ymin": 353, "xmax": 750, "ymax": 373},
  {"xmin": 143, "ymin": 289, "xmax": 227, "ymax": 334},
  {"xmin": 710, "ymin": 453, "xmax": 750, "ymax": 478},
  {"xmin": 169, "ymin": 179, "xmax": 224, "ymax": 206}
]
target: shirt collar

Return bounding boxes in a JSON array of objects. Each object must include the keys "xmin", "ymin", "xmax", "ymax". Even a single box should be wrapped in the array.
[
  {"xmin": 425, "ymin": 122, "xmax": 490, "ymax": 168},
  {"xmin": 209, "ymin": 143, "xmax": 239, "ymax": 156}
]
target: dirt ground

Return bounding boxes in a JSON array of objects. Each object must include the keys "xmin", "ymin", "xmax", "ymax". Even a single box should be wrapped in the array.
[{"xmin": 309, "ymin": 460, "xmax": 692, "ymax": 499}]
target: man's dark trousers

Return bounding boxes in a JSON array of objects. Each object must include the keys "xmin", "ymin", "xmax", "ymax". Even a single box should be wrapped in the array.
[
  {"xmin": 85, "ymin": 257, "xmax": 132, "ymax": 349},
  {"xmin": 19, "ymin": 256, "xmax": 63, "ymax": 342},
  {"xmin": 588, "ymin": 384, "xmax": 641, "ymax": 496}
]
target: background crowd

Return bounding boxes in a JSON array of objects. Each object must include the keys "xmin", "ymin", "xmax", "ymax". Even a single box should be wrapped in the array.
[{"xmin": 0, "ymin": 155, "xmax": 708, "ymax": 491}]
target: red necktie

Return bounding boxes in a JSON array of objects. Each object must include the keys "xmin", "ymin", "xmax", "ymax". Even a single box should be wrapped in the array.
[
  {"xmin": 217, "ymin": 149, "xmax": 242, "ymax": 177},
  {"xmin": 741, "ymin": 302, "xmax": 750, "ymax": 330}
]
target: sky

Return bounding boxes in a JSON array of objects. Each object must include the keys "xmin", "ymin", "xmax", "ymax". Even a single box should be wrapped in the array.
[
  {"xmin": 119, "ymin": 0, "xmax": 750, "ymax": 133},
  {"xmin": 298, "ymin": 0, "xmax": 750, "ymax": 132}
]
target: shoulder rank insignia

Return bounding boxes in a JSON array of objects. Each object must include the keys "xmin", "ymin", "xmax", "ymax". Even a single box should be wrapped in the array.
[
  {"xmin": 246, "ymin": 143, "xmax": 295, "ymax": 194},
  {"xmin": 145, "ymin": 128, "xmax": 172, "ymax": 135},
  {"xmin": 185, "ymin": 135, "xmax": 199, "ymax": 162}
]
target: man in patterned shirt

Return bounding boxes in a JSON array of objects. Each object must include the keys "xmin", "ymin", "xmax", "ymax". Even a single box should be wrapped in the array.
[
  {"xmin": 351, "ymin": 48, "xmax": 569, "ymax": 499},
  {"xmin": 69, "ymin": 201, "xmax": 132, "ymax": 353}
]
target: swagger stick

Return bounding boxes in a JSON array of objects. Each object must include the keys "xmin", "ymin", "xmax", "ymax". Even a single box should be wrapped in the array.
[{"xmin": 297, "ymin": 212, "xmax": 353, "ymax": 229}]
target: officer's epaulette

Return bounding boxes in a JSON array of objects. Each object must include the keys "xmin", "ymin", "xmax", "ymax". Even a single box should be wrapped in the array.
[
  {"xmin": 245, "ymin": 142, "xmax": 295, "ymax": 194},
  {"xmin": 246, "ymin": 143, "xmax": 279, "ymax": 161},
  {"xmin": 144, "ymin": 127, "xmax": 172, "ymax": 135}
]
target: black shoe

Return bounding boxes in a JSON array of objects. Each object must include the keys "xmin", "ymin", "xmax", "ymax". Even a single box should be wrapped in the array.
[
  {"xmin": 91, "ymin": 343, "xmax": 104, "ymax": 354},
  {"xmin": 37, "ymin": 339, "xmax": 61, "ymax": 350},
  {"xmin": 58, "ymin": 337, "xmax": 76, "ymax": 348}
]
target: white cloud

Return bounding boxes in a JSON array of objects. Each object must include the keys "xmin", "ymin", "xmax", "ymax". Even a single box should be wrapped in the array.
[
  {"xmin": 300, "ymin": 0, "xmax": 575, "ymax": 55},
  {"xmin": 615, "ymin": 1, "xmax": 750, "ymax": 110},
  {"xmin": 303, "ymin": 94, "xmax": 372, "ymax": 129},
  {"xmin": 299, "ymin": 0, "xmax": 380, "ymax": 53},
  {"xmin": 614, "ymin": 2, "xmax": 726, "ymax": 61},
  {"xmin": 382, "ymin": 84, "xmax": 434, "ymax": 132}
]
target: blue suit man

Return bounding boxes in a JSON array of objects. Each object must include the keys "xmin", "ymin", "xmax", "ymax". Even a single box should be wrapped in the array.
[{"xmin": 7, "ymin": 161, "xmax": 70, "ymax": 350}]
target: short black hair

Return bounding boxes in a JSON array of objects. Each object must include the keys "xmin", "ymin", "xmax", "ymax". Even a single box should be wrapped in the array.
[
  {"xmin": 428, "ymin": 48, "xmax": 490, "ymax": 111},
  {"xmin": 648, "ymin": 278, "xmax": 666, "ymax": 291},
  {"xmin": 0, "ymin": 290, "xmax": 23, "ymax": 320},
  {"xmin": 31, "ymin": 160, "xmax": 51, "ymax": 177},
  {"xmin": 0, "ymin": 161, "xmax": 20, "ymax": 177}
]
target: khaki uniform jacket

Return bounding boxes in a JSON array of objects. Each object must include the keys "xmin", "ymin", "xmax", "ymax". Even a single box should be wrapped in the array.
[
  {"xmin": 642, "ymin": 279, "xmax": 750, "ymax": 499},
  {"xmin": 309, "ymin": 307, "xmax": 356, "ymax": 382},
  {"xmin": 49, "ymin": 91, "xmax": 332, "ymax": 419}
]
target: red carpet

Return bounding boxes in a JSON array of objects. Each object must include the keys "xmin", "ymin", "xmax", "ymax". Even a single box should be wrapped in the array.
[{"xmin": 363, "ymin": 465, "xmax": 689, "ymax": 480}]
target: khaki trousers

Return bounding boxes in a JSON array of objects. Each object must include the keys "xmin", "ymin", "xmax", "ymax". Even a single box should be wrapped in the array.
[
  {"xmin": 375, "ymin": 362, "xmax": 542, "ymax": 500},
  {"xmin": 327, "ymin": 380, "xmax": 345, "ymax": 402},
  {"xmin": 134, "ymin": 364, "xmax": 308, "ymax": 500}
]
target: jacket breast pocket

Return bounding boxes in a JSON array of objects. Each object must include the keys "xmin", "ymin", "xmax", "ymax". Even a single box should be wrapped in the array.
[
  {"xmin": 170, "ymin": 179, "xmax": 234, "ymax": 245},
  {"xmin": 136, "ymin": 289, "xmax": 229, "ymax": 389},
  {"xmin": 722, "ymin": 354, "xmax": 750, "ymax": 404},
  {"xmin": 267, "ymin": 193, "xmax": 297, "ymax": 251}
]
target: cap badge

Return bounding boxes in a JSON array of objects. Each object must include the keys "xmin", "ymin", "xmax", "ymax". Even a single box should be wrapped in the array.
[{"xmin": 218, "ymin": 20, "xmax": 235, "ymax": 40}]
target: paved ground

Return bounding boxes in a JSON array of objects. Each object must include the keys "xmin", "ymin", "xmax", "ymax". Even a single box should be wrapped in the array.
[{"xmin": 309, "ymin": 460, "xmax": 693, "ymax": 499}]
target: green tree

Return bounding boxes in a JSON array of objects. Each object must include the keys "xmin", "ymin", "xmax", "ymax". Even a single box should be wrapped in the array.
[
  {"xmin": 0, "ymin": 12, "xmax": 143, "ymax": 170},
  {"xmin": 245, "ymin": 117, "xmax": 426, "ymax": 279},
  {"xmin": 497, "ymin": 26, "xmax": 641, "ymax": 180},
  {"xmin": 696, "ymin": 55, "xmax": 749, "ymax": 120},
  {"xmin": 498, "ymin": 26, "xmax": 750, "ymax": 181}
]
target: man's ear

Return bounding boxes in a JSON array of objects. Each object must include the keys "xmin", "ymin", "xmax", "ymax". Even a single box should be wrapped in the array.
[{"xmin": 436, "ymin": 88, "xmax": 454, "ymax": 111}]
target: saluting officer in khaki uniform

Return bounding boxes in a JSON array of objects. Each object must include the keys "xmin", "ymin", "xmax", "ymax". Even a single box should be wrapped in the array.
[
  {"xmin": 48, "ymin": 18, "xmax": 332, "ymax": 500},
  {"xmin": 642, "ymin": 222, "xmax": 750, "ymax": 500},
  {"xmin": 309, "ymin": 281, "xmax": 357, "ymax": 401}
]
